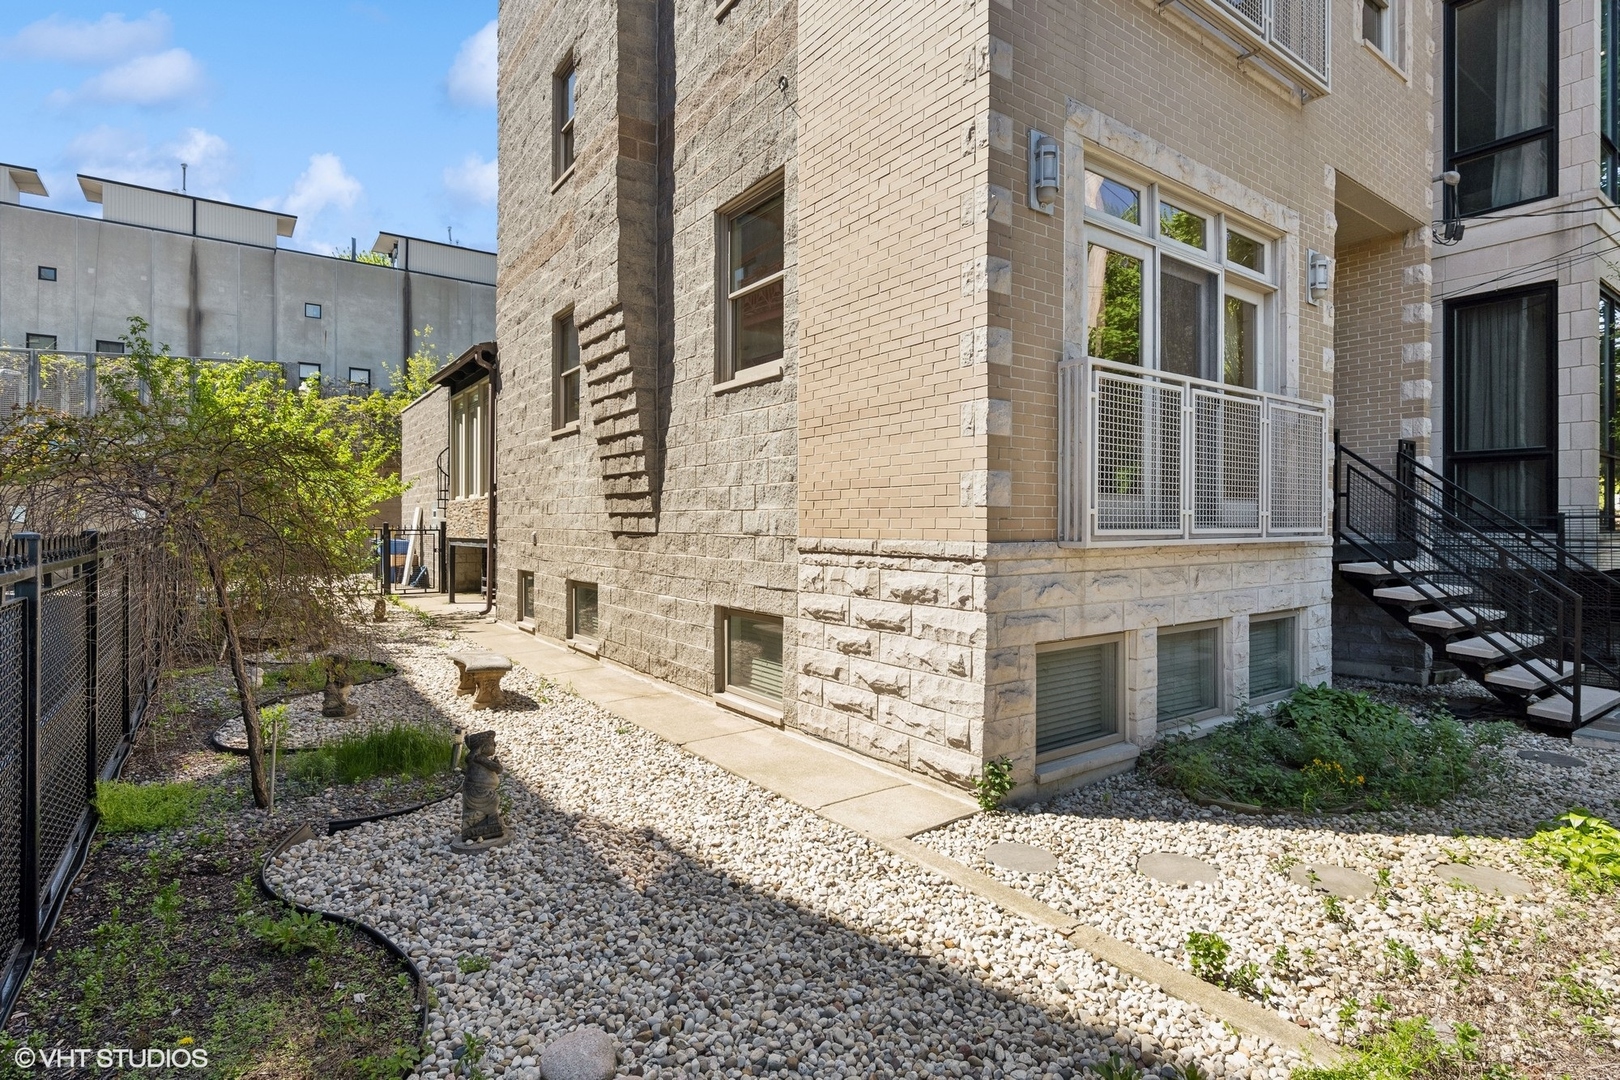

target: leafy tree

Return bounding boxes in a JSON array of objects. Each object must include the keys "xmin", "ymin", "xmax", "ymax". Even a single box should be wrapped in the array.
[{"xmin": 0, "ymin": 319, "xmax": 402, "ymax": 807}]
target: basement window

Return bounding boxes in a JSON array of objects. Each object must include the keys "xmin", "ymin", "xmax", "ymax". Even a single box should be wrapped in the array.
[
  {"xmin": 1035, "ymin": 640, "xmax": 1122, "ymax": 757},
  {"xmin": 723, "ymin": 610, "xmax": 783, "ymax": 704},
  {"xmin": 1158, "ymin": 625, "xmax": 1221, "ymax": 724},
  {"xmin": 519, "ymin": 571, "xmax": 536, "ymax": 623},
  {"xmin": 1248, "ymin": 614, "xmax": 1298, "ymax": 701},
  {"xmin": 570, "ymin": 582, "xmax": 599, "ymax": 641}
]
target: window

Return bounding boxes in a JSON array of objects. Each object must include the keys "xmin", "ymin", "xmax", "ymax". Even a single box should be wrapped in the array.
[
  {"xmin": 25, "ymin": 334, "xmax": 56, "ymax": 351},
  {"xmin": 305, "ymin": 303, "xmax": 322, "ymax": 319},
  {"xmin": 298, "ymin": 362, "xmax": 322, "ymax": 386},
  {"xmin": 94, "ymin": 340, "xmax": 124, "ymax": 355},
  {"xmin": 1158, "ymin": 626, "xmax": 1220, "ymax": 724},
  {"xmin": 719, "ymin": 184, "xmax": 785, "ymax": 381},
  {"xmin": 450, "ymin": 382, "xmax": 490, "ymax": 498},
  {"xmin": 1248, "ymin": 615, "xmax": 1298, "ymax": 700},
  {"xmin": 1035, "ymin": 641, "xmax": 1121, "ymax": 756},
  {"xmin": 1082, "ymin": 165, "xmax": 1276, "ymax": 389},
  {"xmin": 1447, "ymin": 0, "xmax": 1554, "ymax": 216},
  {"xmin": 555, "ymin": 63, "xmax": 577, "ymax": 179},
  {"xmin": 1605, "ymin": 0, "xmax": 1620, "ymax": 200},
  {"xmin": 554, "ymin": 311, "xmax": 580, "ymax": 429},
  {"xmin": 723, "ymin": 611, "xmax": 783, "ymax": 704},
  {"xmin": 571, "ymin": 582, "xmax": 599, "ymax": 640},
  {"xmin": 1446, "ymin": 285, "xmax": 1555, "ymax": 522},
  {"xmin": 518, "ymin": 572, "xmax": 536, "ymax": 622},
  {"xmin": 348, "ymin": 367, "xmax": 371, "ymax": 386},
  {"xmin": 1604, "ymin": 290, "xmax": 1620, "ymax": 515},
  {"xmin": 1362, "ymin": 0, "xmax": 1393, "ymax": 57},
  {"xmin": 37, "ymin": 266, "xmax": 56, "ymax": 282}
]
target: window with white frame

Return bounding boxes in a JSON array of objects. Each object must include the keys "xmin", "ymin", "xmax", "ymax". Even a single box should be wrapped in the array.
[
  {"xmin": 450, "ymin": 382, "xmax": 490, "ymax": 498},
  {"xmin": 1035, "ymin": 640, "xmax": 1122, "ymax": 757},
  {"xmin": 722, "ymin": 610, "xmax": 783, "ymax": 704},
  {"xmin": 1248, "ymin": 614, "xmax": 1298, "ymax": 700},
  {"xmin": 1362, "ymin": 0, "xmax": 1395, "ymax": 58},
  {"xmin": 1082, "ymin": 166, "xmax": 1278, "ymax": 391},
  {"xmin": 1157, "ymin": 625, "xmax": 1221, "ymax": 724},
  {"xmin": 718, "ymin": 182, "xmax": 785, "ymax": 382},
  {"xmin": 554, "ymin": 310, "xmax": 580, "ymax": 429},
  {"xmin": 519, "ymin": 571, "xmax": 536, "ymax": 622}
]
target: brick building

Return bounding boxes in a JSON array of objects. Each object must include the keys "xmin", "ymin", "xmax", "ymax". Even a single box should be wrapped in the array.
[{"xmin": 407, "ymin": 0, "xmax": 1437, "ymax": 798}]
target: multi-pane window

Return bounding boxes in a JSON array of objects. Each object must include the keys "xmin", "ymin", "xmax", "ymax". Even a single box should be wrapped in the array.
[
  {"xmin": 1605, "ymin": 0, "xmax": 1620, "ymax": 200},
  {"xmin": 554, "ymin": 311, "xmax": 580, "ymax": 429},
  {"xmin": 1158, "ymin": 626, "xmax": 1220, "ymax": 724},
  {"xmin": 571, "ymin": 582, "xmax": 599, "ymax": 640},
  {"xmin": 1248, "ymin": 615, "xmax": 1298, "ymax": 700},
  {"xmin": 1035, "ymin": 641, "xmax": 1121, "ymax": 756},
  {"xmin": 518, "ymin": 572, "xmax": 536, "ymax": 622},
  {"xmin": 1446, "ymin": 286, "xmax": 1555, "ymax": 522},
  {"xmin": 555, "ymin": 63, "xmax": 577, "ymax": 179},
  {"xmin": 1082, "ymin": 166, "xmax": 1275, "ymax": 390},
  {"xmin": 1447, "ymin": 0, "xmax": 1554, "ymax": 216},
  {"xmin": 1601, "ymin": 291, "xmax": 1620, "ymax": 517},
  {"xmin": 719, "ymin": 186, "xmax": 785, "ymax": 381},
  {"xmin": 724, "ymin": 611, "xmax": 783, "ymax": 704},
  {"xmin": 450, "ymin": 382, "xmax": 490, "ymax": 498}
]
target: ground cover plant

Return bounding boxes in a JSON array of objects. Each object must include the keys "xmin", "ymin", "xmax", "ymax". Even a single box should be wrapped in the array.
[
  {"xmin": 1144, "ymin": 684, "xmax": 1514, "ymax": 811},
  {"xmin": 261, "ymin": 657, "xmax": 396, "ymax": 699},
  {"xmin": 93, "ymin": 779, "xmax": 204, "ymax": 834},
  {"xmin": 288, "ymin": 721, "xmax": 455, "ymax": 788}
]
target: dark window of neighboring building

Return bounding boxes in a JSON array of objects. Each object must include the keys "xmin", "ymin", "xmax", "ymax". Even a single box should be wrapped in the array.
[
  {"xmin": 555, "ymin": 62, "xmax": 577, "ymax": 179},
  {"xmin": 719, "ymin": 183, "xmax": 785, "ymax": 380},
  {"xmin": 1447, "ymin": 0, "xmax": 1555, "ymax": 216},
  {"xmin": 348, "ymin": 367, "xmax": 371, "ymax": 386},
  {"xmin": 1446, "ymin": 285, "xmax": 1556, "ymax": 522},
  {"xmin": 554, "ymin": 310, "xmax": 580, "ymax": 428},
  {"xmin": 723, "ymin": 610, "xmax": 782, "ymax": 704},
  {"xmin": 95, "ymin": 340, "xmax": 124, "ymax": 355},
  {"xmin": 1602, "ymin": 290, "xmax": 1620, "ymax": 516},
  {"xmin": 1035, "ymin": 641, "xmax": 1120, "ymax": 756},
  {"xmin": 37, "ymin": 266, "xmax": 56, "ymax": 282},
  {"xmin": 298, "ymin": 362, "xmax": 322, "ymax": 385},
  {"xmin": 1606, "ymin": 0, "xmax": 1620, "ymax": 200},
  {"xmin": 25, "ymin": 334, "xmax": 56, "ymax": 350},
  {"xmin": 305, "ymin": 303, "xmax": 322, "ymax": 319}
]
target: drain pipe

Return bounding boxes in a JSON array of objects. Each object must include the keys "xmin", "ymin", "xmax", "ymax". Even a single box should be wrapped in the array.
[{"xmin": 477, "ymin": 347, "xmax": 498, "ymax": 616}]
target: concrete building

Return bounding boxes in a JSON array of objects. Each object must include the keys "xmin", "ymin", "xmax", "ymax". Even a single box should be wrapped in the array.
[
  {"xmin": 0, "ymin": 165, "xmax": 495, "ymax": 394},
  {"xmin": 406, "ymin": 0, "xmax": 1437, "ymax": 798}
]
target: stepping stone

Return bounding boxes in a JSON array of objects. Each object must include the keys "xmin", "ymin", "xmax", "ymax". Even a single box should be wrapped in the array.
[
  {"xmin": 1137, "ymin": 853, "xmax": 1219, "ymax": 885},
  {"xmin": 1287, "ymin": 863, "xmax": 1376, "ymax": 899},
  {"xmin": 1435, "ymin": 863, "xmax": 1533, "ymax": 897},
  {"xmin": 984, "ymin": 841, "xmax": 1058, "ymax": 874},
  {"xmin": 1516, "ymin": 749, "xmax": 1586, "ymax": 769}
]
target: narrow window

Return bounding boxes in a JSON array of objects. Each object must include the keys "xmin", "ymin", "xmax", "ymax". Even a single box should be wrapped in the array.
[
  {"xmin": 1035, "ymin": 642, "xmax": 1120, "ymax": 756},
  {"xmin": 37, "ymin": 266, "xmax": 56, "ymax": 282},
  {"xmin": 555, "ymin": 63, "xmax": 577, "ymax": 179},
  {"xmin": 449, "ymin": 383, "xmax": 489, "ymax": 497},
  {"xmin": 554, "ymin": 311, "xmax": 580, "ymax": 428},
  {"xmin": 1448, "ymin": 0, "xmax": 1554, "ymax": 215},
  {"xmin": 1362, "ymin": 0, "xmax": 1390, "ymax": 54},
  {"xmin": 1158, "ymin": 626, "xmax": 1220, "ymax": 723},
  {"xmin": 571, "ymin": 582, "xmax": 599, "ymax": 641},
  {"xmin": 1248, "ymin": 616, "xmax": 1298, "ymax": 700},
  {"xmin": 719, "ymin": 185, "xmax": 785, "ymax": 380},
  {"xmin": 1159, "ymin": 257, "xmax": 1218, "ymax": 380},
  {"xmin": 94, "ymin": 340, "xmax": 124, "ymax": 355},
  {"xmin": 1084, "ymin": 243, "xmax": 1145, "ymax": 365},
  {"xmin": 305, "ymin": 303, "xmax": 322, "ymax": 319},
  {"xmin": 25, "ymin": 334, "xmax": 56, "ymax": 351},
  {"xmin": 518, "ymin": 571, "xmax": 536, "ymax": 622},
  {"xmin": 1602, "ymin": 290, "xmax": 1620, "ymax": 515},
  {"xmin": 348, "ymin": 367, "xmax": 371, "ymax": 386},
  {"xmin": 1605, "ymin": 0, "xmax": 1619, "ymax": 200},
  {"xmin": 724, "ymin": 611, "xmax": 783, "ymax": 704}
]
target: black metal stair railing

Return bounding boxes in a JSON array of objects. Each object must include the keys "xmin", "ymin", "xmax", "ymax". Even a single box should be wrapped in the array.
[{"xmin": 1335, "ymin": 443, "xmax": 1607, "ymax": 723}]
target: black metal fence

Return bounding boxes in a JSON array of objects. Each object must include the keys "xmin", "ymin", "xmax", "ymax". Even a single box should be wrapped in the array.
[
  {"xmin": 375, "ymin": 523, "xmax": 445, "ymax": 595},
  {"xmin": 0, "ymin": 531, "xmax": 163, "ymax": 1023}
]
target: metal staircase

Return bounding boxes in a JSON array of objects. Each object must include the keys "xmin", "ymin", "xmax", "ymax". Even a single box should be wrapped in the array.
[{"xmin": 1333, "ymin": 440, "xmax": 1620, "ymax": 732}]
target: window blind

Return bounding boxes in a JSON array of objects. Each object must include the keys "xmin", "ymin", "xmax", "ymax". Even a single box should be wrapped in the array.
[
  {"xmin": 1249, "ymin": 617, "xmax": 1296, "ymax": 698},
  {"xmin": 1036, "ymin": 643, "xmax": 1119, "ymax": 755},
  {"xmin": 1158, "ymin": 628, "xmax": 1218, "ymax": 721}
]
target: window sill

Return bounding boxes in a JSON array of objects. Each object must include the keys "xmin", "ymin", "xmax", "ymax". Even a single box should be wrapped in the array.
[
  {"xmin": 1034, "ymin": 738, "xmax": 1136, "ymax": 786},
  {"xmin": 714, "ymin": 359, "xmax": 784, "ymax": 394},
  {"xmin": 1157, "ymin": 713, "xmax": 1242, "ymax": 741},
  {"xmin": 567, "ymin": 637, "xmax": 600, "ymax": 658},
  {"xmin": 551, "ymin": 166, "xmax": 576, "ymax": 194},
  {"xmin": 714, "ymin": 690, "xmax": 782, "ymax": 723},
  {"xmin": 551, "ymin": 420, "xmax": 580, "ymax": 439},
  {"xmin": 1361, "ymin": 40, "xmax": 1408, "ymax": 81}
]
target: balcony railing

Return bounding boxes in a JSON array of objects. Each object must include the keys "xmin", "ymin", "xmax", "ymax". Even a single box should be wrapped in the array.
[{"xmin": 1059, "ymin": 357, "xmax": 1331, "ymax": 544}]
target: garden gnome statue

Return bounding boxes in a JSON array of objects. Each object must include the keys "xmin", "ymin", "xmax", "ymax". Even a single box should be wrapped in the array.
[
  {"xmin": 321, "ymin": 654, "xmax": 357, "ymax": 718},
  {"xmin": 454, "ymin": 729, "xmax": 511, "ymax": 851}
]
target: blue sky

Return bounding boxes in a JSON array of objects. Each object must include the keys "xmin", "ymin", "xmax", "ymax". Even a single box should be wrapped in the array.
[{"xmin": 0, "ymin": 3, "xmax": 497, "ymax": 254}]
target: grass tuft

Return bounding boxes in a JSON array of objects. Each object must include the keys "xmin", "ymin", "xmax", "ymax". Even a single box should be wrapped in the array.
[
  {"xmin": 94, "ymin": 780, "xmax": 204, "ymax": 834},
  {"xmin": 1291, "ymin": 1016, "xmax": 1485, "ymax": 1079},
  {"xmin": 289, "ymin": 723, "xmax": 455, "ymax": 787}
]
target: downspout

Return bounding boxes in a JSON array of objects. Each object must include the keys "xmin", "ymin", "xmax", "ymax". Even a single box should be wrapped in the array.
[{"xmin": 477, "ymin": 348, "xmax": 498, "ymax": 615}]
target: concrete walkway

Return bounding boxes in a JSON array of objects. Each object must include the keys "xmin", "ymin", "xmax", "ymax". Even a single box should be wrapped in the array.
[{"xmin": 397, "ymin": 592, "xmax": 1339, "ymax": 1065}]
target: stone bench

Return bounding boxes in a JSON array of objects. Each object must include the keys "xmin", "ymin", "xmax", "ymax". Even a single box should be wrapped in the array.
[{"xmin": 450, "ymin": 651, "xmax": 513, "ymax": 709}]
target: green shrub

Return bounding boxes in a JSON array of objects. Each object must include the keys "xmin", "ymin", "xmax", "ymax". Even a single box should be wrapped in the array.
[
  {"xmin": 95, "ymin": 780, "xmax": 204, "ymax": 834},
  {"xmin": 1527, "ymin": 808, "xmax": 1620, "ymax": 894},
  {"xmin": 289, "ymin": 723, "xmax": 454, "ymax": 787},
  {"xmin": 971, "ymin": 756, "xmax": 1016, "ymax": 811},
  {"xmin": 1185, "ymin": 931, "xmax": 1230, "ymax": 984},
  {"xmin": 1144, "ymin": 685, "xmax": 1511, "ymax": 812}
]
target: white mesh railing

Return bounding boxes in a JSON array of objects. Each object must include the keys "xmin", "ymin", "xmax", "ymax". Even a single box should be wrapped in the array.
[
  {"xmin": 1271, "ymin": 0, "xmax": 1329, "ymax": 80},
  {"xmin": 1060, "ymin": 356, "xmax": 1330, "ymax": 543},
  {"xmin": 1194, "ymin": 0, "xmax": 1330, "ymax": 89}
]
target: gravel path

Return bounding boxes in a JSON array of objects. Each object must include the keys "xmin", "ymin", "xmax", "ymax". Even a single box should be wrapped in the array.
[
  {"xmin": 916, "ymin": 727, "xmax": 1620, "ymax": 1075},
  {"xmin": 267, "ymin": 624, "xmax": 1307, "ymax": 1080},
  {"xmin": 212, "ymin": 674, "xmax": 454, "ymax": 751}
]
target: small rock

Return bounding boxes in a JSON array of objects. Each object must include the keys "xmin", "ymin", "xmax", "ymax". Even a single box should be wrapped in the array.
[{"xmin": 541, "ymin": 1025, "xmax": 617, "ymax": 1080}]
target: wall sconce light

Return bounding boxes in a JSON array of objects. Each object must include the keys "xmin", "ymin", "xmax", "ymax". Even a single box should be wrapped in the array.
[
  {"xmin": 1307, "ymin": 249, "xmax": 1331, "ymax": 304},
  {"xmin": 1028, "ymin": 129, "xmax": 1059, "ymax": 214}
]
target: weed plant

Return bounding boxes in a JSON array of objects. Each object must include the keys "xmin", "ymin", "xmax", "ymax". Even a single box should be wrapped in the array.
[
  {"xmin": 1143, "ymin": 685, "xmax": 1512, "ymax": 811},
  {"xmin": 971, "ymin": 756, "xmax": 1016, "ymax": 811},
  {"xmin": 94, "ymin": 780, "xmax": 204, "ymax": 834},
  {"xmin": 289, "ymin": 723, "xmax": 454, "ymax": 788},
  {"xmin": 1291, "ymin": 1016, "xmax": 1488, "ymax": 1080},
  {"xmin": 1526, "ymin": 809, "xmax": 1620, "ymax": 894}
]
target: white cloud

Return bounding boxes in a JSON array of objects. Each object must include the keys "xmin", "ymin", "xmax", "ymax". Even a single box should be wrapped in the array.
[
  {"xmin": 443, "ymin": 153, "xmax": 497, "ymax": 206},
  {"xmin": 277, "ymin": 154, "xmax": 364, "ymax": 221},
  {"xmin": 66, "ymin": 125, "xmax": 233, "ymax": 197},
  {"xmin": 2, "ymin": 11, "xmax": 171, "ymax": 65},
  {"xmin": 52, "ymin": 48, "xmax": 206, "ymax": 108},
  {"xmin": 446, "ymin": 20, "xmax": 496, "ymax": 108}
]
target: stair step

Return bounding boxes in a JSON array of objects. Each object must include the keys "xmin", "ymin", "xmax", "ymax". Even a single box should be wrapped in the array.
[
  {"xmin": 1373, "ymin": 583, "xmax": 1473, "ymax": 604},
  {"xmin": 1408, "ymin": 608, "xmax": 1506, "ymax": 633},
  {"xmin": 1340, "ymin": 561, "xmax": 1424, "ymax": 578},
  {"xmin": 1526, "ymin": 687, "xmax": 1620, "ymax": 725},
  {"xmin": 1447, "ymin": 633, "xmax": 1546, "ymax": 661},
  {"xmin": 1484, "ymin": 660, "xmax": 1574, "ymax": 692}
]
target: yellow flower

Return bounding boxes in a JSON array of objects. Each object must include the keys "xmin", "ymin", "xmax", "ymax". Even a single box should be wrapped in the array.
[{"xmin": 177, "ymin": 1038, "xmax": 193, "ymax": 1046}]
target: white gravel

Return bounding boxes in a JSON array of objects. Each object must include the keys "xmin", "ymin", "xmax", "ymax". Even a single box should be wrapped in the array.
[
  {"xmin": 266, "ymin": 626, "xmax": 1307, "ymax": 1080},
  {"xmin": 212, "ymin": 673, "xmax": 454, "ymax": 751}
]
